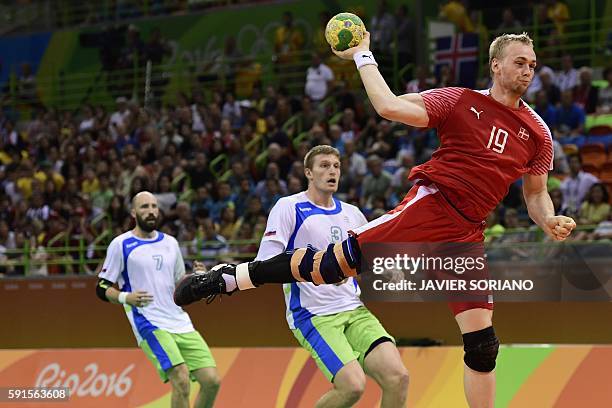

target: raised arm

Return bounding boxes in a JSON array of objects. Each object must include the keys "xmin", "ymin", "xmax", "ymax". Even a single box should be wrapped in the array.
[{"xmin": 333, "ymin": 32, "xmax": 429, "ymax": 127}]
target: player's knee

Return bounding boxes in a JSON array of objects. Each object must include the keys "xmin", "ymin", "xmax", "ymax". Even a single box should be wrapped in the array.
[
  {"xmin": 169, "ymin": 365, "xmax": 191, "ymax": 397},
  {"xmin": 462, "ymin": 326, "xmax": 499, "ymax": 373},
  {"xmin": 341, "ymin": 377, "xmax": 366, "ymax": 404},
  {"xmin": 200, "ymin": 371, "xmax": 220, "ymax": 391},
  {"xmin": 335, "ymin": 365, "xmax": 366, "ymax": 403},
  {"xmin": 381, "ymin": 365, "xmax": 410, "ymax": 392}
]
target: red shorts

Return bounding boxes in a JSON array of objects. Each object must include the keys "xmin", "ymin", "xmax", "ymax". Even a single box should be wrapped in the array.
[{"xmin": 353, "ymin": 182, "xmax": 493, "ymax": 315}]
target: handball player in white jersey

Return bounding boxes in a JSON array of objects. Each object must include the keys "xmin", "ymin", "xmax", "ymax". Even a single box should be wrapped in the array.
[
  {"xmin": 97, "ymin": 191, "xmax": 219, "ymax": 408},
  {"xmin": 256, "ymin": 145, "xmax": 408, "ymax": 407}
]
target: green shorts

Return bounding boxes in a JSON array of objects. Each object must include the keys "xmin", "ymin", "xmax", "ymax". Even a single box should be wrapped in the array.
[
  {"xmin": 292, "ymin": 306, "xmax": 394, "ymax": 382},
  {"xmin": 140, "ymin": 329, "xmax": 216, "ymax": 382}
]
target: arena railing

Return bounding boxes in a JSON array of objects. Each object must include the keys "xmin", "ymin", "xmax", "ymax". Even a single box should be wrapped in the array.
[
  {"xmin": 0, "ymin": 226, "xmax": 605, "ymax": 278},
  {"xmin": 4, "ymin": 49, "xmax": 321, "ymax": 114}
]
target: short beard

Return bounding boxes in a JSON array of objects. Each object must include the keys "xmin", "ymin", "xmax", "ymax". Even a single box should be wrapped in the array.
[{"xmin": 136, "ymin": 214, "xmax": 157, "ymax": 233}]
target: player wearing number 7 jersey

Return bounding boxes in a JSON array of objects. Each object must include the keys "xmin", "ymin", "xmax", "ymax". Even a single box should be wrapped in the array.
[
  {"xmin": 175, "ymin": 33, "xmax": 577, "ymax": 407},
  {"xmin": 97, "ymin": 192, "xmax": 220, "ymax": 408}
]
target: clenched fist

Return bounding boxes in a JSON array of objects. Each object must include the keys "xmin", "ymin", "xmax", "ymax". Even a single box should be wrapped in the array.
[{"xmin": 544, "ymin": 216, "xmax": 576, "ymax": 241}]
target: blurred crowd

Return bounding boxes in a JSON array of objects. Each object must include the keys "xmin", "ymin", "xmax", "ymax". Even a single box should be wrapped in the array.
[{"xmin": 1, "ymin": 0, "xmax": 611, "ymax": 276}]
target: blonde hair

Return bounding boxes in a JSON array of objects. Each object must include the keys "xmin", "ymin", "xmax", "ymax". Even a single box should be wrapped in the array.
[
  {"xmin": 489, "ymin": 32, "xmax": 534, "ymax": 75},
  {"xmin": 304, "ymin": 145, "xmax": 340, "ymax": 169}
]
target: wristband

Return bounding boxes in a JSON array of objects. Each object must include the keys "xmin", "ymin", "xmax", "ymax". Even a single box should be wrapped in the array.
[
  {"xmin": 118, "ymin": 292, "xmax": 128, "ymax": 304},
  {"xmin": 353, "ymin": 51, "xmax": 378, "ymax": 69}
]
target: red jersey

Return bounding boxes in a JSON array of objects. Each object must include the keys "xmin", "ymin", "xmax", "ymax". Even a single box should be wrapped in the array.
[{"xmin": 410, "ymin": 87, "xmax": 553, "ymax": 222}]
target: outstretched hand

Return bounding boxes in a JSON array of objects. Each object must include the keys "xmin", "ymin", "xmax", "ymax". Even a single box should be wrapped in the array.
[{"xmin": 332, "ymin": 31, "xmax": 371, "ymax": 60}]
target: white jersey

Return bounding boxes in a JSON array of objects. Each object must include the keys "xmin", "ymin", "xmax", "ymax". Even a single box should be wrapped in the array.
[
  {"xmin": 256, "ymin": 192, "xmax": 367, "ymax": 329},
  {"xmin": 99, "ymin": 231, "xmax": 194, "ymax": 344}
]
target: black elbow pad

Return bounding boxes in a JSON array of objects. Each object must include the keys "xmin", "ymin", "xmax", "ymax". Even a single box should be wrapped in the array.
[{"xmin": 96, "ymin": 278, "xmax": 114, "ymax": 302}]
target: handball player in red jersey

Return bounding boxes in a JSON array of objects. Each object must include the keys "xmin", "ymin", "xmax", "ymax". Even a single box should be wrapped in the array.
[{"xmin": 175, "ymin": 32, "xmax": 576, "ymax": 407}]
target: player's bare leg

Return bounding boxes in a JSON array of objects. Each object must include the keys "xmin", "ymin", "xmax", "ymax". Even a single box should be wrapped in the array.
[
  {"xmin": 191, "ymin": 367, "xmax": 220, "ymax": 408},
  {"xmin": 455, "ymin": 308, "xmax": 496, "ymax": 408},
  {"xmin": 363, "ymin": 342, "xmax": 409, "ymax": 407},
  {"xmin": 167, "ymin": 364, "xmax": 191, "ymax": 408},
  {"xmin": 316, "ymin": 360, "xmax": 366, "ymax": 407}
]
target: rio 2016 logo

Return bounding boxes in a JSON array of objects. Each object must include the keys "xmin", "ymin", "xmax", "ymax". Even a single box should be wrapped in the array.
[{"xmin": 35, "ymin": 363, "xmax": 134, "ymax": 398}]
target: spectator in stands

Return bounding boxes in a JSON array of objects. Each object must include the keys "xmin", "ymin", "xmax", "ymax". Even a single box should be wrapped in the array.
[
  {"xmin": 1, "ymin": 120, "xmax": 21, "ymax": 150},
  {"xmin": 304, "ymin": 53, "xmax": 334, "ymax": 103},
  {"xmin": 578, "ymin": 183, "xmax": 611, "ymax": 225},
  {"xmin": 405, "ymin": 65, "xmax": 435, "ymax": 94},
  {"xmin": 555, "ymin": 90, "xmax": 586, "ymax": 138},
  {"xmin": 589, "ymin": 212, "xmax": 612, "ymax": 240},
  {"xmin": 550, "ymin": 187, "xmax": 566, "ymax": 215},
  {"xmin": 154, "ymin": 174, "xmax": 177, "ymax": 217},
  {"xmin": 391, "ymin": 151, "xmax": 414, "ymax": 190},
  {"xmin": 438, "ymin": 0, "xmax": 473, "ymax": 33},
  {"xmin": 597, "ymin": 67, "xmax": 612, "ymax": 113},
  {"xmin": 298, "ymin": 96, "xmax": 319, "ymax": 131},
  {"xmin": 556, "ymin": 54, "xmax": 578, "ymax": 93},
  {"xmin": 339, "ymin": 108, "xmax": 360, "ymax": 144},
  {"xmin": 260, "ymin": 177, "xmax": 282, "ymax": 213},
  {"xmin": 328, "ymin": 124, "xmax": 345, "ymax": 154},
  {"xmin": 191, "ymin": 187, "xmax": 213, "ymax": 216},
  {"xmin": 344, "ymin": 140, "xmax": 367, "ymax": 178},
  {"xmin": 255, "ymin": 162, "xmax": 287, "ymax": 196},
  {"xmin": 222, "ymin": 92, "xmax": 242, "ymax": 129},
  {"xmin": 498, "ymin": 208, "xmax": 535, "ymax": 243},
  {"xmin": 435, "ymin": 64, "xmax": 455, "ymax": 88},
  {"xmin": 396, "ymin": 5, "xmax": 414, "ymax": 72},
  {"xmin": 546, "ymin": 0, "xmax": 570, "ymax": 36},
  {"xmin": 369, "ymin": 0, "xmax": 395, "ymax": 57},
  {"xmin": 552, "ymin": 138, "xmax": 570, "ymax": 176},
  {"xmin": 484, "ymin": 208, "xmax": 505, "ymax": 243},
  {"xmin": 273, "ymin": 11, "xmax": 304, "ymax": 73},
  {"xmin": 209, "ymin": 181, "xmax": 234, "ymax": 222},
  {"xmin": 313, "ymin": 11, "xmax": 332, "ymax": 57},
  {"xmin": 534, "ymin": 90, "xmax": 557, "ymax": 129},
  {"xmin": 218, "ymin": 204, "xmax": 240, "ymax": 240},
  {"xmin": 526, "ymin": 65, "xmax": 554, "ymax": 102},
  {"xmin": 362, "ymin": 155, "xmax": 392, "ymax": 208},
  {"xmin": 173, "ymin": 201, "xmax": 193, "ymax": 242},
  {"xmin": 0, "ymin": 219, "xmax": 15, "ymax": 271},
  {"xmin": 266, "ymin": 142, "xmax": 292, "ymax": 176},
  {"xmin": 497, "ymin": 8, "xmax": 522, "ymax": 33},
  {"xmin": 108, "ymin": 97, "xmax": 130, "ymax": 140},
  {"xmin": 17, "ymin": 63, "xmax": 38, "ymax": 107},
  {"xmin": 79, "ymin": 104, "xmax": 96, "ymax": 133},
  {"xmin": 26, "ymin": 193, "xmax": 50, "ymax": 224},
  {"xmin": 573, "ymin": 66, "xmax": 598, "ymax": 114},
  {"xmin": 92, "ymin": 173, "xmax": 113, "ymax": 213},
  {"xmin": 540, "ymin": 68, "xmax": 561, "ymax": 106},
  {"xmin": 196, "ymin": 216, "xmax": 229, "ymax": 268},
  {"xmin": 264, "ymin": 116, "xmax": 290, "ymax": 150},
  {"xmin": 560, "ymin": 154, "xmax": 600, "ymax": 216}
]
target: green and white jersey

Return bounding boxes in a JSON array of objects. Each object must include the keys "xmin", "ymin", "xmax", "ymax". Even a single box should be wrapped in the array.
[
  {"xmin": 256, "ymin": 192, "xmax": 367, "ymax": 330},
  {"xmin": 99, "ymin": 231, "xmax": 194, "ymax": 344}
]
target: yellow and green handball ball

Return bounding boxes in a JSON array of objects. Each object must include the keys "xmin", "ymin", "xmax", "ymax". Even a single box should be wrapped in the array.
[{"xmin": 325, "ymin": 12, "xmax": 366, "ymax": 52}]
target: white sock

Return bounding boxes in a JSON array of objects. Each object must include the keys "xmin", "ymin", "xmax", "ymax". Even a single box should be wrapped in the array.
[{"xmin": 222, "ymin": 273, "xmax": 237, "ymax": 292}]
